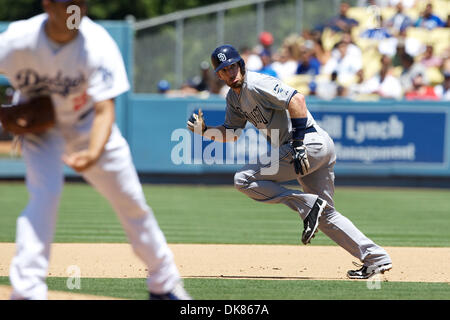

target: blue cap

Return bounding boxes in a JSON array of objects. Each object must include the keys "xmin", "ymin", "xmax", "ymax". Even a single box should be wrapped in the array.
[{"xmin": 158, "ymin": 80, "xmax": 170, "ymax": 92}]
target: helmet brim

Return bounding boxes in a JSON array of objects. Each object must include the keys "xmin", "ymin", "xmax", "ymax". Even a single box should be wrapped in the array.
[{"xmin": 214, "ymin": 58, "xmax": 242, "ymax": 73}]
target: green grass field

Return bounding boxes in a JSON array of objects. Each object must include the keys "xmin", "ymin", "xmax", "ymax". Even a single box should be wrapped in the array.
[
  {"xmin": 1, "ymin": 182, "xmax": 449, "ymax": 246},
  {"xmin": 0, "ymin": 276, "xmax": 449, "ymax": 300},
  {"xmin": 1, "ymin": 182, "xmax": 449, "ymax": 300}
]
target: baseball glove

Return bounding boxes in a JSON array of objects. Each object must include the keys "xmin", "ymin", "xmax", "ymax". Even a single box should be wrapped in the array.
[{"xmin": 0, "ymin": 95, "xmax": 56, "ymax": 135}]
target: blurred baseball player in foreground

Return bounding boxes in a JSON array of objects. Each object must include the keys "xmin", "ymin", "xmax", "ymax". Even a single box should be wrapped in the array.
[
  {"xmin": 0, "ymin": 0, "xmax": 190, "ymax": 300},
  {"xmin": 188, "ymin": 44, "xmax": 392, "ymax": 279}
]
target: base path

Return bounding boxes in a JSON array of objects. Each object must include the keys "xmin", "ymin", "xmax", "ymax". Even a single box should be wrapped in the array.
[{"xmin": 1, "ymin": 243, "xmax": 449, "ymax": 283}]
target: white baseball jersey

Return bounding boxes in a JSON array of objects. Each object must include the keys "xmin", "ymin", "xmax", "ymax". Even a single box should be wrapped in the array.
[
  {"xmin": 0, "ymin": 13, "xmax": 129, "ymax": 131},
  {"xmin": 2, "ymin": 15, "xmax": 184, "ymax": 300},
  {"xmin": 224, "ymin": 71, "xmax": 317, "ymax": 147}
]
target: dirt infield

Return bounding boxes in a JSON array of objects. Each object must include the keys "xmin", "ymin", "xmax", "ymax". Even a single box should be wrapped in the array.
[{"xmin": 1, "ymin": 243, "xmax": 449, "ymax": 299}]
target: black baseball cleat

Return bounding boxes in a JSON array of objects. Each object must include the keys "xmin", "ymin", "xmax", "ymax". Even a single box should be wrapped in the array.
[
  {"xmin": 301, "ymin": 198, "xmax": 327, "ymax": 245},
  {"xmin": 347, "ymin": 262, "xmax": 393, "ymax": 279},
  {"xmin": 149, "ymin": 282, "xmax": 192, "ymax": 300}
]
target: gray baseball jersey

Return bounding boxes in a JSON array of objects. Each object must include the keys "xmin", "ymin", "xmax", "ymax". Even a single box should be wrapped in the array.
[{"xmin": 223, "ymin": 71, "xmax": 317, "ymax": 147}]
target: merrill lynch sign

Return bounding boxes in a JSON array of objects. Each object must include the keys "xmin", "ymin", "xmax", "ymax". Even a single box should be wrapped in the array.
[{"xmin": 314, "ymin": 111, "xmax": 446, "ymax": 164}]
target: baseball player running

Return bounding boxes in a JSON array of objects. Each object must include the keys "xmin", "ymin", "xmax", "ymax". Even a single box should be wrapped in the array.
[
  {"xmin": 187, "ymin": 45, "xmax": 392, "ymax": 279},
  {"xmin": 0, "ymin": 0, "xmax": 190, "ymax": 300}
]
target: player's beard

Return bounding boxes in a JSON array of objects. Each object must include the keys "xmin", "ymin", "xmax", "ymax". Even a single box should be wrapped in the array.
[{"xmin": 229, "ymin": 77, "xmax": 244, "ymax": 89}]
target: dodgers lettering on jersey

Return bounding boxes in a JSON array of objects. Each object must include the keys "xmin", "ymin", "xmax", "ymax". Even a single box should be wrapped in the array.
[
  {"xmin": 224, "ymin": 71, "xmax": 316, "ymax": 147},
  {"xmin": 15, "ymin": 69, "xmax": 87, "ymax": 97},
  {"xmin": 0, "ymin": 13, "xmax": 129, "ymax": 128}
]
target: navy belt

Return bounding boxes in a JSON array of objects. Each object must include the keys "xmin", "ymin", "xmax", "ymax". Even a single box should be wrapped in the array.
[{"xmin": 305, "ymin": 126, "xmax": 317, "ymax": 134}]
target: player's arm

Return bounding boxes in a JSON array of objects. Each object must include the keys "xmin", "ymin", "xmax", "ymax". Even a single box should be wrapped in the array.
[
  {"xmin": 287, "ymin": 92, "xmax": 310, "ymax": 176},
  {"xmin": 204, "ymin": 125, "xmax": 239, "ymax": 142},
  {"xmin": 63, "ymin": 99, "xmax": 115, "ymax": 172},
  {"xmin": 288, "ymin": 92, "xmax": 308, "ymax": 119}
]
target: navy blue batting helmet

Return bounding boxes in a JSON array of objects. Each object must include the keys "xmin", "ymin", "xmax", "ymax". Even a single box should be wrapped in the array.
[{"xmin": 211, "ymin": 44, "xmax": 245, "ymax": 73}]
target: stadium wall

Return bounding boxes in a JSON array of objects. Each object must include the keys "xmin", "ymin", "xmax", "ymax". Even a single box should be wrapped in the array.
[{"xmin": 1, "ymin": 21, "xmax": 450, "ymax": 185}]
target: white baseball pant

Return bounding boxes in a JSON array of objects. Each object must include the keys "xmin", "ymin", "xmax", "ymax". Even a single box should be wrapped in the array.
[{"xmin": 9, "ymin": 125, "xmax": 181, "ymax": 300}]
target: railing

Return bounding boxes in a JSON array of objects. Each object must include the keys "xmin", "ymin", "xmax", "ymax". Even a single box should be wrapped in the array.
[{"xmin": 132, "ymin": 0, "xmax": 343, "ymax": 93}]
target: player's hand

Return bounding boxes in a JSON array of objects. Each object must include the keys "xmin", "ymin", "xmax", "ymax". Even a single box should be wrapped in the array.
[
  {"xmin": 290, "ymin": 140, "xmax": 310, "ymax": 175},
  {"xmin": 62, "ymin": 150, "xmax": 99, "ymax": 173},
  {"xmin": 187, "ymin": 109, "xmax": 207, "ymax": 134}
]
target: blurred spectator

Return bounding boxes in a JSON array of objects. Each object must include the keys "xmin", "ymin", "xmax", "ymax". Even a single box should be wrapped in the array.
[
  {"xmin": 307, "ymin": 30, "xmax": 332, "ymax": 65},
  {"xmin": 390, "ymin": 35, "xmax": 407, "ymax": 64},
  {"xmin": 308, "ymin": 81, "xmax": 317, "ymax": 96},
  {"xmin": 389, "ymin": 0, "xmax": 417, "ymax": 9},
  {"xmin": 271, "ymin": 43, "xmax": 298, "ymax": 80},
  {"xmin": 336, "ymin": 85, "xmax": 348, "ymax": 97},
  {"xmin": 445, "ymin": 14, "xmax": 450, "ymax": 28},
  {"xmin": 322, "ymin": 2, "xmax": 359, "ymax": 33},
  {"xmin": 385, "ymin": 2, "xmax": 413, "ymax": 34},
  {"xmin": 322, "ymin": 41, "xmax": 362, "ymax": 84},
  {"xmin": 356, "ymin": 55, "xmax": 403, "ymax": 99},
  {"xmin": 442, "ymin": 58, "xmax": 450, "ymax": 74},
  {"xmin": 158, "ymin": 79, "xmax": 202, "ymax": 98},
  {"xmin": 420, "ymin": 44, "xmax": 443, "ymax": 68},
  {"xmin": 405, "ymin": 72, "xmax": 439, "ymax": 100},
  {"xmin": 316, "ymin": 71, "xmax": 339, "ymax": 100},
  {"xmin": 360, "ymin": 15, "xmax": 392, "ymax": 40},
  {"xmin": 357, "ymin": 0, "xmax": 390, "ymax": 7},
  {"xmin": 258, "ymin": 50, "xmax": 278, "ymax": 78},
  {"xmin": 386, "ymin": 27, "xmax": 425, "ymax": 60},
  {"xmin": 240, "ymin": 46, "xmax": 263, "ymax": 72},
  {"xmin": 399, "ymin": 53, "xmax": 428, "ymax": 91},
  {"xmin": 339, "ymin": 31, "xmax": 363, "ymax": 61},
  {"xmin": 357, "ymin": 0, "xmax": 418, "ymax": 7},
  {"xmin": 190, "ymin": 60, "xmax": 211, "ymax": 92},
  {"xmin": 414, "ymin": 3, "xmax": 445, "ymax": 30},
  {"xmin": 296, "ymin": 41, "xmax": 321, "ymax": 76},
  {"xmin": 348, "ymin": 69, "xmax": 368, "ymax": 97},
  {"xmin": 259, "ymin": 31, "xmax": 274, "ymax": 55},
  {"xmin": 378, "ymin": 36, "xmax": 401, "ymax": 57},
  {"xmin": 434, "ymin": 72, "xmax": 450, "ymax": 101},
  {"xmin": 176, "ymin": 81, "xmax": 200, "ymax": 97},
  {"xmin": 157, "ymin": 80, "xmax": 170, "ymax": 94}
]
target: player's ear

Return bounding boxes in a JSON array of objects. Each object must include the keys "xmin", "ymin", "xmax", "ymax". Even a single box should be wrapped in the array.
[{"xmin": 215, "ymin": 70, "xmax": 224, "ymax": 81}]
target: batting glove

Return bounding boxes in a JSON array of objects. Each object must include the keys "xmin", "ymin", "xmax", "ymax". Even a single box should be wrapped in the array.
[
  {"xmin": 187, "ymin": 109, "xmax": 207, "ymax": 134},
  {"xmin": 290, "ymin": 140, "xmax": 310, "ymax": 175}
]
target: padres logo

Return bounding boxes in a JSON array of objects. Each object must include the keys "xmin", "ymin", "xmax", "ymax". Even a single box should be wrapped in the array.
[{"xmin": 217, "ymin": 53, "xmax": 227, "ymax": 62}]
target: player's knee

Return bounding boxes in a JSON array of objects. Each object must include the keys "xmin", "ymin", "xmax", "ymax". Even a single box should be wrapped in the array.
[{"xmin": 317, "ymin": 207, "xmax": 338, "ymax": 226}]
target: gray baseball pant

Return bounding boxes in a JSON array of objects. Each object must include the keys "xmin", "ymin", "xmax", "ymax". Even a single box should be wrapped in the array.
[{"xmin": 233, "ymin": 126, "xmax": 392, "ymax": 267}]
